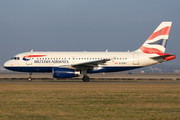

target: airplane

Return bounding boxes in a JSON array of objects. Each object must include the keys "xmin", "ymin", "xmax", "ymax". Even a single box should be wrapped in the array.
[{"xmin": 4, "ymin": 22, "xmax": 175, "ymax": 82}]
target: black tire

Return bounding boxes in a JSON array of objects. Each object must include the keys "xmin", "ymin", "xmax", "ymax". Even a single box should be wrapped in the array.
[{"xmin": 82, "ymin": 76, "xmax": 90, "ymax": 82}]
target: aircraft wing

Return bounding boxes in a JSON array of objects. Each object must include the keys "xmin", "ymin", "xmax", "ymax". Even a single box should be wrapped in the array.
[{"xmin": 72, "ymin": 59, "xmax": 110, "ymax": 68}]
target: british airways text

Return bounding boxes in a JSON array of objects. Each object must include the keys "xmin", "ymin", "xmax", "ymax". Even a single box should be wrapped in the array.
[{"xmin": 34, "ymin": 60, "xmax": 69, "ymax": 64}]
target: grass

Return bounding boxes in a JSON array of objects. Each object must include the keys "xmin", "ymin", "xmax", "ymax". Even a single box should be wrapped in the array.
[{"xmin": 0, "ymin": 82, "xmax": 180, "ymax": 120}]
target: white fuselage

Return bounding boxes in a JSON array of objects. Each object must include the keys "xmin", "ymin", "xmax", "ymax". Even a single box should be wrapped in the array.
[{"xmin": 4, "ymin": 51, "xmax": 160, "ymax": 73}]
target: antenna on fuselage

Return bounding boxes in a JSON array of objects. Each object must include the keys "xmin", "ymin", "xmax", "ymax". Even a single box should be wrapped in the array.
[
  {"xmin": 106, "ymin": 49, "xmax": 108, "ymax": 52},
  {"xmin": 31, "ymin": 49, "xmax": 33, "ymax": 52}
]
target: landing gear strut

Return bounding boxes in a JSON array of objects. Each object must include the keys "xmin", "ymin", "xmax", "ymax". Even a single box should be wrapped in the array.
[
  {"xmin": 81, "ymin": 70, "xmax": 90, "ymax": 82},
  {"xmin": 28, "ymin": 72, "xmax": 32, "ymax": 82}
]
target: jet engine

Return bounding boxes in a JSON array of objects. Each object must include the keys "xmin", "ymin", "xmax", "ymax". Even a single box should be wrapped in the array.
[{"xmin": 53, "ymin": 67, "xmax": 80, "ymax": 78}]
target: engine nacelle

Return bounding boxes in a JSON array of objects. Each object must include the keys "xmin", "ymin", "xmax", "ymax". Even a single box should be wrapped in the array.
[{"xmin": 53, "ymin": 68, "xmax": 80, "ymax": 78}]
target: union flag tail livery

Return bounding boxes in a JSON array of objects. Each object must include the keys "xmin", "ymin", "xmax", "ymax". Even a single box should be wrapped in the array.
[
  {"xmin": 136, "ymin": 22, "xmax": 172, "ymax": 54},
  {"xmin": 4, "ymin": 22, "xmax": 175, "ymax": 82}
]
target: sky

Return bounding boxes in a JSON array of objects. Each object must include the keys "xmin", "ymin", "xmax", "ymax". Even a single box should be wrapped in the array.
[{"xmin": 0, "ymin": 0, "xmax": 180, "ymax": 67}]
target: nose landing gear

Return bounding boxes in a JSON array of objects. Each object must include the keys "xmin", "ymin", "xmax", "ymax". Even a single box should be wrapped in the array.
[{"xmin": 28, "ymin": 72, "xmax": 32, "ymax": 82}]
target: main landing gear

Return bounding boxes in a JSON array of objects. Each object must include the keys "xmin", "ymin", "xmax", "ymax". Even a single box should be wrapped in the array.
[
  {"xmin": 28, "ymin": 72, "xmax": 32, "ymax": 82},
  {"xmin": 82, "ymin": 70, "xmax": 90, "ymax": 82},
  {"xmin": 82, "ymin": 75, "xmax": 90, "ymax": 82}
]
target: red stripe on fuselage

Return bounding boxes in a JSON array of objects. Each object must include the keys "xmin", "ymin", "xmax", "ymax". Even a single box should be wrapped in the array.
[
  {"xmin": 23, "ymin": 55, "xmax": 46, "ymax": 58},
  {"xmin": 147, "ymin": 26, "xmax": 171, "ymax": 40}
]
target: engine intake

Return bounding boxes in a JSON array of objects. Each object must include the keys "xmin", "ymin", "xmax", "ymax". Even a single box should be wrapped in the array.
[{"xmin": 53, "ymin": 68, "xmax": 80, "ymax": 78}]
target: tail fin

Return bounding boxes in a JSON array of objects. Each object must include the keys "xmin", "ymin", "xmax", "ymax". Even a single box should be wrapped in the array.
[{"xmin": 135, "ymin": 22, "xmax": 172, "ymax": 54}]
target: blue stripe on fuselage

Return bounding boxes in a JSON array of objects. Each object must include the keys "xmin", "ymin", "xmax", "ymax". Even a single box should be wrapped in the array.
[
  {"xmin": 4, "ymin": 67, "xmax": 52, "ymax": 72},
  {"xmin": 103, "ymin": 67, "xmax": 141, "ymax": 72},
  {"xmin": 4, "ymin": 66, "xmax": 141, "ymax": 73}
]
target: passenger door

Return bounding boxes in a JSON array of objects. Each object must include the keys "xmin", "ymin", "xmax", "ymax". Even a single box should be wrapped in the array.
[
  {"xmin": 26, "ymin": 54, "xmax": 32, "ymax": 65},
  {"xmin": 133, "ymin": 53, "xmax": 139, "ymax": 65}
]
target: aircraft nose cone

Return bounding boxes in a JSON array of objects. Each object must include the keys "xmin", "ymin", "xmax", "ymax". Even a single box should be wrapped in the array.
[{"xmin": 4, "ymin": 60, "xmax": 11, "ymax": 68}]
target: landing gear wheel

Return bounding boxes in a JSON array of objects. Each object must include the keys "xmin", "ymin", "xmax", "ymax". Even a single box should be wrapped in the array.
[
  {"xmin": 82, "ymin": 76, "xmax": 90, "ymax": 82},
  {"xmin": 28, "ymin": 77, "xmax": 32, "ymax": 82}
]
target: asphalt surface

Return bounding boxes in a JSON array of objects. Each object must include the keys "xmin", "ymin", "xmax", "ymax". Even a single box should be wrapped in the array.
[
  {"xmin": 0, "ymin": 80, "xmax": 180, "ymax": 84},
  {"xmin": 1, "ymin": 72, "xmax": 180, "ymax": 84}
]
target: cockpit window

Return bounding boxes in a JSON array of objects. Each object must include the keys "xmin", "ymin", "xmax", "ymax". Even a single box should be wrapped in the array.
[{"xmin": 11, "ymin": 57, "xmax": 20, "ymax": 60}]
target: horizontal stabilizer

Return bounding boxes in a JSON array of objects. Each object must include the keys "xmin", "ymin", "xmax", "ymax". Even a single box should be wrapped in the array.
[{"xmin": 150, "ymin": 54, "xmax": 175, "ymax": 61}]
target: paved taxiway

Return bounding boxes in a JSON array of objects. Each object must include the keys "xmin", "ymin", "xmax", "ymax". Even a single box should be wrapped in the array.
[
  {"xmin": 1, "ymin": 72, "xmax": 180, "ymax": 84},
  {"xmin": 1, "ymin": 81, "xmax": 180, "ymax": 84},
  {"xmin": 1, "ymin": 72, "xmax": 180, "ymax": 79}
]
